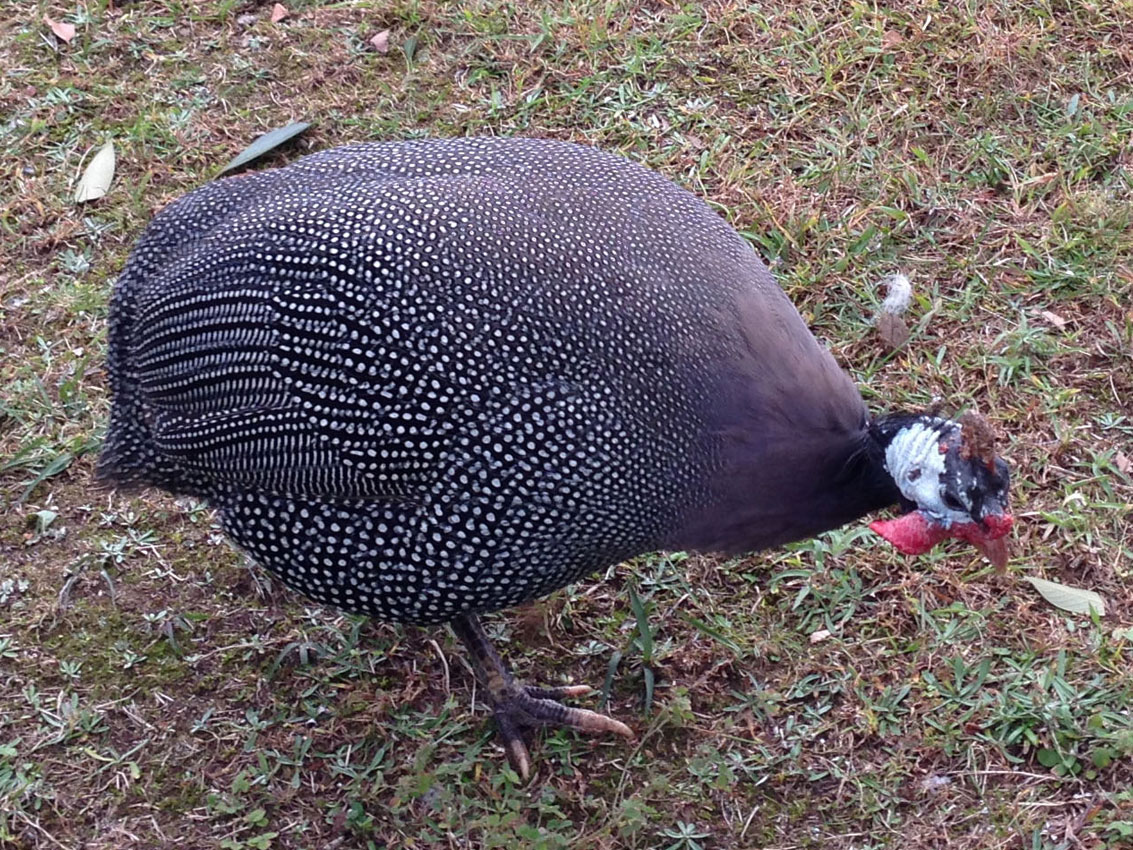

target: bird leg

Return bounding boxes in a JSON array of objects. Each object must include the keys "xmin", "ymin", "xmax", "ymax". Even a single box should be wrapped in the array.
[{"xmin": 450, "ymin": 613, "xmax": 633, "ymax": 780}]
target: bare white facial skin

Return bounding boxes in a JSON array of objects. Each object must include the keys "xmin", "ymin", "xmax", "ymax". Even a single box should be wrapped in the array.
[{"xmin": 883, "ymin": 420, "xmax": 970, "ymax": 526}]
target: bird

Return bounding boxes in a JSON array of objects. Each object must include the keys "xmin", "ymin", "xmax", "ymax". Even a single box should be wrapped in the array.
[{"xmin": 96, "ymin": 137, "xmax": 1013, "ymax": 779}]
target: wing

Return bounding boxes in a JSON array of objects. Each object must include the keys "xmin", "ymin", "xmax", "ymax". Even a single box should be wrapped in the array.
[{"xmin": 113, "ymin": 176, "xmax": 539, "ymax": 501}]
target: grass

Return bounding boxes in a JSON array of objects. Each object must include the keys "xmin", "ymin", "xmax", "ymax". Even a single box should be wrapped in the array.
[{"xmin": 1, "ymin": 0, "xmax": 1131, "ymax": 847}]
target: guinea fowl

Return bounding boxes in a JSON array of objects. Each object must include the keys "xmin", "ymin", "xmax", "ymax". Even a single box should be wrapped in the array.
[{"xmin": 97, "ymin": 137, "xmax": 1013, "ymax": 778}]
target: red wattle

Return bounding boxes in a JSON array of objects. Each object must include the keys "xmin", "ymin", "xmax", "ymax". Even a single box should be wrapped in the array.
[
  {"xmin": 979, "ymin": 513, "xmax": 1014, "ymax": 538},
  {"xmin": 869, "ymin": 511, "xmax": 950, "ymax": 555},
  {"xmin": 870, "ymin": 511, "xmax": 1015, "ymax": 567}
]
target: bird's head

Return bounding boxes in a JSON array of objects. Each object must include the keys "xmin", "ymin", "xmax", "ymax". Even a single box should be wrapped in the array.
[{"xmin": 870, "ymin": 410, "xmax": 1014, "ymax": 567}]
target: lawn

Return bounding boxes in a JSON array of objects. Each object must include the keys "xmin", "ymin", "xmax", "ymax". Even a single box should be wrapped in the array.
[{"xmin": 1, "ymin": 1, "xmax": 1131, "ymax": 848}]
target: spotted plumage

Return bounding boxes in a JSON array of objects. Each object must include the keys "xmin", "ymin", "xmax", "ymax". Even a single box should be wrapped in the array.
[{"xmin": 98, "ymin": 137, "xmax": 864, "ymax": 623}]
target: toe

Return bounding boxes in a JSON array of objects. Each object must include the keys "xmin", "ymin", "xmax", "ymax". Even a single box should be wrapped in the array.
[
  {"xmin": 514, "ymin": 694, "xmax": 634, "ymax": 738},
  {"xmin": 495, "ymin": 711, "xmax": 533, "ymax": 781},
  {"xmin": 523, "ymin": 684, "xmax": 593, "ymax": 700},
  {"xmin": 563, "ymin": 708, "xmax": 633, "ymax": 738}
]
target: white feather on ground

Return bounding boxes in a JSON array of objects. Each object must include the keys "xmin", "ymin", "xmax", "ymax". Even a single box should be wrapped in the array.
[{"xmin": 879, "ymin": 272, "xmax": 912, "ymax": 317}]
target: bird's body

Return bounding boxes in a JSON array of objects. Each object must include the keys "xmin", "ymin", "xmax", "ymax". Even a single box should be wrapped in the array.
[
  {"xmin": 99, "ymin": 137, "xmax": 1012, "ymax": 776},
  {"xmin": 99, "ymin": 137, "xmax": 894, "ymax": 625}
]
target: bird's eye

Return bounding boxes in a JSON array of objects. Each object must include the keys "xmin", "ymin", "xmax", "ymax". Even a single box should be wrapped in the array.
[{"xmin": 942, "ymin": 493, "xmax": 964, "ymax": 511}]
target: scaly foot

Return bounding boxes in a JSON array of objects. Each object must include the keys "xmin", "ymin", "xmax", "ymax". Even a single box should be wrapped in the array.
[{"xmin": 451, "ymin": 614, "xmax": 633, "ymax": 779}]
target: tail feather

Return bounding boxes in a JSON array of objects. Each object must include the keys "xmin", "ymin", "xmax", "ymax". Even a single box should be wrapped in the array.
[
  {"xmin": 95, "ymin": 411, "xmax": 161, "ymax": 492},
  {"xmin": 97, "ymin": 265, "xmax": 188, "ymax": 494}
]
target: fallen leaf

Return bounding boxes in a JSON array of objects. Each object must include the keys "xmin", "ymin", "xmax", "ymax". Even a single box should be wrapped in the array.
[
  {"xmin": 1116, "ymin": 452, "xmax": 1131, "ymax": 475},
  {"xmin": 28, "ymin": 510, "xmax": 58, "ymax": 533},
  {"xmin": 75, "ymin": 141, "xmax": 115, "ymax": 203},
  {"xmin": 402, "ymin": 34, "xmax": 418, "ymax": 63},
  {"xmin": 44, "ymin": 15, "xmax": 76, "ymax": 43},
  {"xmin": 809, "ymin": 629, "xmax": 831, "ymax": 644},
  {"xmin": 881, "ymin": 30, "xmax": 904, "ymax": 50},
  {"xmin": 1039, "ymin": 309, "xmax": 1067, "ymax": 329},
  {"xmin": 1023, "ymin": 576, "xmax": 1106, "ymax": 617},
  {"xmin": 271, "ymin": 3, "xmax": 288, "ymax": 23},
  {"xmin": 877, "ymin": 311, "xmax": 909, "ymax": 351},
  {"xmin": 918, "ymin": 775, "xmax": 951, "ymax": 794},
  {"xmin": 218, "ymin": 122, "xmax": 311, "ymax": 175},
  {"xmin": 370, "ymin": 29, "xmax": 390, "ymax": 54}
]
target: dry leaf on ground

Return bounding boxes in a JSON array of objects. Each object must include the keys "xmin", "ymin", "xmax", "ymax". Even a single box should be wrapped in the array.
[
  {"xmin": 1024, "ymin": 576, "xmax": 1106, "ymax": 617},
  {"xmin": 75, "ymin": 141, "xmax": 116, "ymax": 203},
  {"xmin": 370, "ymin": 29, "xmax": 391, "ymax": 54},
  {"xmin": 219, "ymin": 123, "xmax": 311, "ymax": 175},
  {"xmin": 877, "ymin": 312, "xmax": 910, "ymax": 351},
  {"xmin": 881, "ymin": 31, "xmax": 904, "ymax": 49},
  {"xmin": 1039, "ymin": 310, "xmax": 1068, "ymax": 329},
  {"xmin": 45, "ymin": 15, "xmax": 76, "ymax": 43}
]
